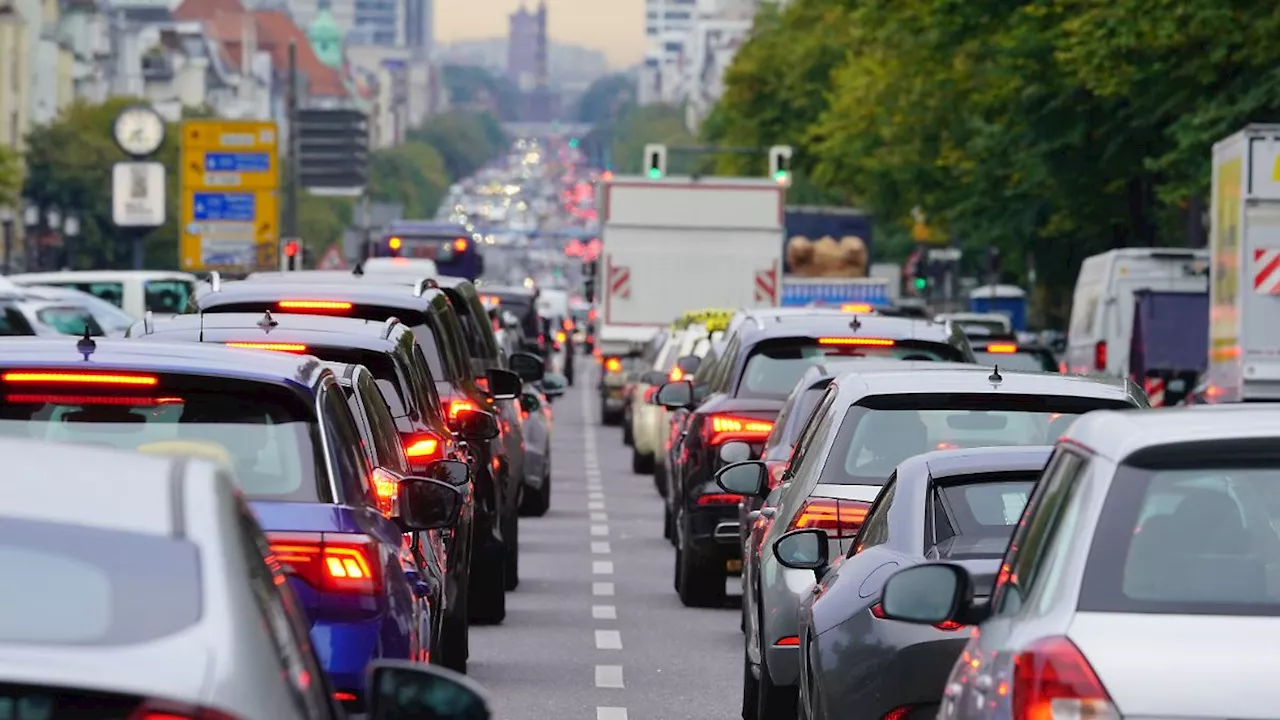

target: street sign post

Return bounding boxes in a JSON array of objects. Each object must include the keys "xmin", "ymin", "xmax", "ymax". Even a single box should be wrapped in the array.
[
  {"xmin": 180, "ymin": 119, "xmax": 279, "ymax": 272},
  {"xmin": 112, "ymin": 162, "xmax": 167, "ymax": 227}
]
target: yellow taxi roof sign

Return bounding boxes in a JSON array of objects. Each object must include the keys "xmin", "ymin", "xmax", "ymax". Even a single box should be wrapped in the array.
[{"xmin": 671, "ymin": 308, "xmax": 736, "ymax": 330}]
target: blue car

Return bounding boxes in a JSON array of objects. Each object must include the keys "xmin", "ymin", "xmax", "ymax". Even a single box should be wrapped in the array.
[{"xmin": 0, "ymin": 336, "xmax": 467, "ymax": 710}]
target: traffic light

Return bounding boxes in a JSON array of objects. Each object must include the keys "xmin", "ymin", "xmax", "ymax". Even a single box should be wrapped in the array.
[
  {"xmin": 643, "ymin": 144, "xmax": 667, "ymax": 179},
  {"xmin": 569, "ymin": 137, "xmax": 580, "ymax": 148},
  {"xmin": 282, "ymin": 239, "xmax": 301, "ymax": 271},
  {"xmin": 913, "ymin": 276, "xmax": 928, "ymax": 291},
  {"xmin": 768, "ymin": 145, "xmax": 793, "ymax": 185}
]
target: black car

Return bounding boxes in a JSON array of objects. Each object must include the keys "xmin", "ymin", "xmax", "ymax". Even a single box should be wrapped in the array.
[
  {"xmin": 188, "ymin": 278, "xmax": 530, "ymax": 625},
  {"xmin": 656, "ymin": 312, "xmax": 976, "ymax": 607}
]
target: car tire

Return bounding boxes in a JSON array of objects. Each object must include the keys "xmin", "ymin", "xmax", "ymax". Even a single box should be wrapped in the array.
[
  {"xmin": 663, "ymin": 505, "xmax": 674, "ymax": 541},
  {"xmin": 622, "ymin": 418, "xmax": 634, "ymax": 445},
  {"xmin": 631, "ymin": 448, "xmax": 655, "ymax": 474},
  {"xmin": 601, "ymin": 408, "xmax": 623, "ymax": 426},
  {"xmin": 439, "ymin": 598, "xmax": 469, "ymax": 674},
  {"xmin": 654, "ymin": 462, "xmax": 667, "ymax": 497},
  {"xmin": 757, "ymin": 646, "xmax": 799, "ymax": 720},
  {"xmin": 503, "ymin": 514, "xmax": 520, "ymax": 591},
  {"xmin": 742, "ymin": 653, "xmax": 761, "ymax": 720},
  {"xmin": 519, "ymin": 473, "xmax": 551, "ymax": 517},
  {"xmin": 467, "ymin": 541, "xmax": 507, "ymax": 625},
  {"xmin": 677, "ymin": 538, "xmax": 726, "ymax": 608}
]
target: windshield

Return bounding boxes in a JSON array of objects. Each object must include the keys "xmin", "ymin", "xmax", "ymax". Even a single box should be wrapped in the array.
[
  {"xmin": 0, "ymin": 518, "xmax": 201, "ymax": 645},
  {"xmin": 0, "ymin": 387, "xmax": 324, "ymax": 501},
  {"xmin": 958, "ymin": 320, "xmax": 1009, "ymax": 335},
  {"xmin": 737, "ymin": 339, "xmax": 965, "ymax": 400},
  {"xmin": 144, "ymin": 280, "xmax": 194, "ymax": 314},
  {"xmin": 35, "ymin": 306, "xmax": 105, "ymax": 336},
  {"xmin": 973, "ymin": 350, "xmax": 1057, "ymax": 372},
  {"xmin": 933, "ymin": 478, "xmax": 1036, "ymax": 558},
  {"xmin": 1081, "ymin": 465, "xmax": 1280, "ymax": 616},
  {"xmin": 821, "ymin": 395, "xmax": 1130, "ymax": 484}
]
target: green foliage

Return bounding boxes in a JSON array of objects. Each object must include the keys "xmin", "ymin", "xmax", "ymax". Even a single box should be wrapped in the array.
[
  {"xmin": 0, "ymin": 143, "xmax": 19, "ymax": 208},
  {"xmin": 590, "ymin": 104, "xmax": 697, "ymax": 175},
  {"xmin": 367, "ymin": 142, "xmax": 449, "ymax": 218},
  {"xmin": 709, "ymin": 0, "xmax": 1280, "ymax": 320},
  {"xmin": 442, "ymin": 64, "xmax": 520, "ymax": 121},
  {"xmin": 408, "ymin": 110, "xmax": 508, "ymax": 181},
  {"xmin": 576, "ymin": 74, "xmax": 636, "ymax": 124}
]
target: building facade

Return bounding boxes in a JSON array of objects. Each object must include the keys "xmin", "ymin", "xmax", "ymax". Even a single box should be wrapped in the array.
[{"xmin": 0, "ymin": 1, "xmax": 30, "ymax": 150}]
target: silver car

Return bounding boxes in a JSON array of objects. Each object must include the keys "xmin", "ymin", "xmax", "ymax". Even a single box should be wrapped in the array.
[
  {"xmin": 716, "ymin": 367, "xmax": 1148, "ymax": 720},
  {"xmin": 878, "ymin": 405, "xmax": 1280, "ymax": 720}
]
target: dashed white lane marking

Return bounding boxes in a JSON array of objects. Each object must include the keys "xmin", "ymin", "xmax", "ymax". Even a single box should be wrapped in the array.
[
  {"xmin": 595, "ymin": 629, "xmax": 623, "ymax": 650},
  {"xmin": 590, "ymin": 511, "xmax": 609, "ymax": 522},
  {"xmin": 592, "ymin": 582, "xmax": 615, "ymax": 596},
  {"xmin": 593, "ymin": 560, "xmax": 614, "ymax": 575},
  {"xmin": 595, "ymin": 665, "xmax": 625, "ymax": 688},
  {"xmin": 590, "ymin": 524, "xmax": 609, "ymax": 536},
  {"xmin": 588, "ymin": 500, "xmax": 606, "ymax": 510},
  {"xmin": 592, "ymin": 605, "xmax": 617, "ymax": 619},
  {"xmin": 597, "ymin": 708, "xmax": 628, "ymax": 720},
  {"xmin": 591, "ymin": 541, "xmax": 611, "ymax": 554},
  {"xmin": 589, "ymin": 491, "xmax": 605, "ymax": 500}
]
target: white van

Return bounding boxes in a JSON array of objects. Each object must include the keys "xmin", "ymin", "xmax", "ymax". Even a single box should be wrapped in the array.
[
  {"xmin": 1065, "ymin": 248, "xmax": 1208, "ymax": 376},
  {"xmin": 9, "ymin": 270, "xmax": 199, "ymax": 319}
]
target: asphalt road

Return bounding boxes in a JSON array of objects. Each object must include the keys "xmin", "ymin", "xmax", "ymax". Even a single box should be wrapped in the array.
[{"xmin": 469, "ymin": 366, "xmax": 742, "ymax": 720}]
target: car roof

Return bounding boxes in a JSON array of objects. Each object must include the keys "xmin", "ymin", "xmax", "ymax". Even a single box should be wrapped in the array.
[
  {"xmin": 1064, "ymin": 405, "xmax": 1280, "ymax": 461},
  {"xmin": 320, "ymin": 360, "xmax": 371, "ymax": 386},
  {"xmin": 829, "ymin": 366, "xmax": 1142, "ymax": 403},
  {"xmin": 195, "ymin": 280, "xmax": 448, "ymax": 312},
  {"xmin": 0, "ymin": 337, "xmax": 329, "ymax": 390},
  {"xmin": 479, "ymin": 285, "xmax": 536, "ymax": 297},
  {"xmin": 133, "ymin": 313, "xmax": 406, "ymax": 353},
  {"xmin": 736, "ymin": 311, "xmax": 959, "ymax": 343},
  {"xmin": 1, "ymin": 437, "xmax": 195, "ymax": 536},
  {"xmin": 12, "ymin": 270, "xmax": 197, "ymax": 282},
  {"xmin": 899, "ymin": 445, "xmax": 1054, "ymax": 481}
]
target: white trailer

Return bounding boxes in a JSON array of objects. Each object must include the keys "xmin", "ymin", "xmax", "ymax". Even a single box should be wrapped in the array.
[
  {"xmin": 597, "ymin": 175, "xmax": 784, "ymax": 353},
  {"xmin": 1205, "ymin": 125, "xmax": 1280, "ymax": 401}
]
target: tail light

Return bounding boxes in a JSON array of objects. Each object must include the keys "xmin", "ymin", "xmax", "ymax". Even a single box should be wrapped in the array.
[
  {"xmin": 2, "ymin": 371, "xmax": 158, "ymax": 385},
  {"xmin": 267, "ymin": 532, "xmax": 381, "ymax": 595},
  {"xmin": 556, "ymin": 331, "xmax": 567, "ymax": 343},
  {"xmin": 765, "ymin": 460, "xmax": 788, "ymax": 489},
  {"xmin": 704, "ymin": 414, "xmax": 773, "ymax": 445},
  {"xmin": 670, "ymin": 366, "xmax": 685, "ymax": 381},
  {"xmin": 130, "ymin": 700, "xmax": 248, "ymax": 720},
  {"xmin": 1094, "ymin": 340, "xmax": 1107, "ymax": 371},
  {"xmin": 644, "ymin": 386, "xmax": 659, "ymax": 403},
  {"xmin": 985, "ymin": 343, "xmax": 1018, "ymax": 353},
  {"xmin": 448, "ymin": 400, "xmax": 476, "ymax": 419},
  {"xmin": 224, "ymin": 342, "xmax": 308, "ymax": 352},
  {"xmin": 4, "ymin": 394, "xmax": 183, "ymax": 405},
  {"xmin": 870, "ymin": 602, "xmax": 966, "ymax": 631},
  {"xmin": 604, "ymin": 357, "xmax": 622, "ymax": 373},
  {"xmin": 404, "ymin": 433, "xmax": 441, "ymax": 460},
  {"xmin": 841, "ymin": 303, "xmax": 873, "ymax": 313},
  {"xmin": 277, "ymin": 300, "xmax": 352, "ymax": 312},
  {"xmin": 370, "ymin": 467, "xmax": 400, "ymax": 517},
  {"xmin": 817, "ymin": 337, "xmax": 894, "ymax": 346},
  {"xmin": 696, "ymin": 493, "xmax": 742, "ymax": 506},
  {"xmin": 520, "ymin": 409, "xmax": 530, "ymax": 421},
  {"xmin": 475, "ymin": 377, "xmax": 490, "ymax": 393},
  {"xmin": 1013, "ymin": 637, "xmax": 1117, "ymax": 720},
  {"xmin": 788, "ymin": 498, "xmax": 870, "ymax": 538}
]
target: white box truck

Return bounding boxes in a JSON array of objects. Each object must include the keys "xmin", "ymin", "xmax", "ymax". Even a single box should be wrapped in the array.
[{"xmin": 1205, "ymin": 124, "xmax": 1280, "ymax": 401}]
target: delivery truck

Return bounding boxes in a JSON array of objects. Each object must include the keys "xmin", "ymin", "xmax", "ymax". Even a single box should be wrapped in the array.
[{"xmin": 779, "ymin": 205, "xmax": 894, "ymax": 306}]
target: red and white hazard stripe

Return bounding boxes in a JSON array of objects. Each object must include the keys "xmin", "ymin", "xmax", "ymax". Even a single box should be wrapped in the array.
[
  {"xmin": 609, "ymin": 264, "xmax": 631, "ymax": 300},
  {"xmin": 1254, "ymin": 248, "xmax": 1280, "ymax": 294},
  {"xmin": 1143, "ymin": 377, "xmax": 1166, "ymax": 407},
  {"xmin": 754, "ymin": 261, "xmax": 779, "ymax": 304}
]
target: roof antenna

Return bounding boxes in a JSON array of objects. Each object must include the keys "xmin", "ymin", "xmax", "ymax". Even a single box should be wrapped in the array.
[
  {"xmin": 849, "ymin": 315, "xmax": 862, "ymax": 332},
  {"xmin": 199, "ymin": 310, "xmax": 205, "ymax": 343},
  {"xmin": 988, "ymin": 365, "xmax": 1002, "ymax": 383},
  {"xmin": 258, "ymin": 309, "xmax": 278, "ymax": 334},
  {"xmin": 76, "ymin": 326, "xmax": 96, "ymax": 361},
  {"xmin": 352, "ymin": 261, "xmax": 364, "ymax": 276}
]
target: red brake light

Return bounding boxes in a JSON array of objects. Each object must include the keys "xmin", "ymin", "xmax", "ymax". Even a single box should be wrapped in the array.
[
  {"xmin": 985, "ymin": 343, "xmax": 1018, "ymax": 353},
  {"xmin": 1, "ymin": 371, "xmax": 158, "ymax": 386},
  {"xmin": 669, "ymin": 366, "xmax": 685, "ymax": 382},
  {"xmin": 454, "ymin": 237, "xmax": 468, "ymax": 252},
  {"xmin": 788, "ymin": 498, "xmax": 870, "ymax": 538},
  {"xmin": 388, "ymin": 237, "xmax": 402, "ymax": 251},
  {"xmin": 404, "ymin": 433, "xmax": 441, "ymax": 459},
  {"xmin": 604, "ymin": 357, "xmax": 622, "ymax": 373},
  {"xmin": 448, "ymin": 400, "xmax": 476, "ymax": 419},
  {"xmin": 224, "ymin": 342, "xmax": 308, "ymax": 352},
  {"xmin": 705, "ymin": 414, "xmax": 773, "ymax": 445},
  {"xmin": 267, "ymin": 531, "xmax": 380, "ymax": 595},
  {"xmin": 475, "ymin": 377, "xmax": 490, "ymax": 393},
  {"xmin": 5, "ymin": 394, "xmax": 182, "ymax": 405},
  {"xmin": 841, "ymin": 303, "xmax": 873, "ymax": 313},
  {"xmin": 817, "ymin": 337, "xmax": 894, "ymax": 346},
  {"xmin": 1094, "ymin": 340, "xmax": 1107, "ymax": 371},
  {"xmin": 1012, "ymin": 636, "xmax": 1116, "ymax": 720},
  {"xmin": 129, "ymin": 700, "xmax": 248, "ymax": 720},
  {"xmin": 556, "ymin": 331, "xmax": 567, "ymax": 343},
  {"xmin": 869, "ymin": 601, "xmax": 963, "ymax": 630},
  {"xmin": 370, "ymin": 467, "xmax": 399, "ymax": 517},
  {"xmin": 696, "ymin": 493, "xmax": 742, "ymax": 506},
  {"xmin": 277, "ymin": 300, "xmax": 352, "ymax": 312},
  {"xmin": 644, "ymin": 386, "xmax": 659, "ymax": 403}
]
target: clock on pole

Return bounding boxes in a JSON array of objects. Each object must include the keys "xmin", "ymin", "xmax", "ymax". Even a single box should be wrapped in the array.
[{"xmin": 112, "ymin": 105, "xmax": 166, "ymax": 158}]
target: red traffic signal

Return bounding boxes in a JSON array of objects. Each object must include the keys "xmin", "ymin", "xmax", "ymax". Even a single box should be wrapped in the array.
[{"xmin": 284, "ymin": 240, "xmax": 300, "ymax": 257}]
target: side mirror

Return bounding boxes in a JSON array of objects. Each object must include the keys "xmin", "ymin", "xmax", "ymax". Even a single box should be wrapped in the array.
[
  {"xmin": 773, "ymin": 528, "xmax": 830, "ymax": 581},
  {"xmin": 675, "ymin": 355, "xmax": 701, "ymax": 374},
  {"xmin": 655, "ymin": 380, "xmax": 694, "ymax": 409},
  {"xmin": 456, "ymin": 408, "xmax": 500, "ymax": 441},
  {"xmin": 396, "ymin": 473, "xmax": 464, "ymax": 530},
  {"xmin": 369, "ymin": 661, "xmax": 492, "ymax": 720},
  {"xmin": 715, "ymin": 459, "xmax": 768, "ymax": 497},
  {"xmin": 509, "ymin": 351, "xmax": 546, "ymax": 382},
  {"xmin": 718, "ymin": 440, "xmax": 753, "ymax": 464},
  {"xmin": 880, "ymin": 563, "xmax": 983, "ymax": 626},
  {"xmin": 519, "ymin": 393, "xmax": 541, "ymax": 414},
  {"xmin": 541, "ymin": 372, "xmax": 567, "ymax": 397},
  {"xmin": 640, "ymin": 370, "xmax": 667, "ymax": 386},
  {"xmin": 485, "ymin": 368, "xmax": 521, "ymax": 399},
  {"xmin": 418, "ymin": 457, "xmax": 470, "ymax": 487}
]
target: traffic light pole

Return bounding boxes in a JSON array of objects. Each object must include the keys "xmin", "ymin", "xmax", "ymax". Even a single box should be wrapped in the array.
[{"xmin": 283, "ymin": 41, "xmax": 300, "ymax": 243}]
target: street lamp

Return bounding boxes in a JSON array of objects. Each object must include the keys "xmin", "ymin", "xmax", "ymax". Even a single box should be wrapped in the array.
[{"xmin": 63, "ymin": 214, "xmax": 81, "ymax": 270}]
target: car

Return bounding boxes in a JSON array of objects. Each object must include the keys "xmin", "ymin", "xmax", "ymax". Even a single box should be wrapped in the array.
[
  {"xmin": 875, "ymin": 405, "xmax": 1280, "ymax": 720},
  {"xmin": 630, "ymin": 322, "xmax": 720, "ymax": 475},
  {"xmin": 0, "ymin": 336, "xmax": 474, "ymax": 708},
  {"xmin": 655, "ymin": 312, "xmax": 978, "ymax": 608},
  {"xmin": 713, "ymin": 366, "xmax": 1148, "ymax": 720},
  {"xmin": 516, "ymin": 376, "xmax": 564, "ymax": 516},
  {"xmin": 659, "ymin": 338, "xmax": 729, "ymax": 527},
  {"xmin": 969, "ymin": 335, "xmax": 1059, "ymax": 373},
  {"xmin": 128, "ymin": 311, "xmax": 489, "ymax": 666},
  {"xmin": 193, "ymin": 275, "xmax": 533, "ymax": 617},
  {"xmin": 9, "ymin": 269, "xmax": 198, "ymax": 317},
  {"xmin": 20, "ymin": 284, "xmax": 139, "ymax": 335},
  {"xmin": 783, "ymin": 446, "xmax": 1052, "ymax": 720}
]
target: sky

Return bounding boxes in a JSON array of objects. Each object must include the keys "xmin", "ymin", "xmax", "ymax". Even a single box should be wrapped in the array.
[{"xmin": 435, "ymin": 0, "xmax": 645, "ymax": 68}]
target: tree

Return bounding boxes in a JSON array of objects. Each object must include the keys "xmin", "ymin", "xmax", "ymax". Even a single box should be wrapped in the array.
[
  {"xmin": 585, "ymin": 104, "xmax": 697, "ymax": 174},
  {"xmin": 442, "ymin": 65, "xmax": 521, "ymax": 121},
  {"xmin": 0, "ymin": 143, "xmax": 19, "ymax": 209},
  {"xmin": 367, "ymin": 142, "xmax": 450, "ymax": 218},
  {"xmin": 408, "ymin": 111, "xmax": 508, "ymax": 181},
  {"xmin": 576, "ymin": 74, "xmax": 636, "ymax": 124}
]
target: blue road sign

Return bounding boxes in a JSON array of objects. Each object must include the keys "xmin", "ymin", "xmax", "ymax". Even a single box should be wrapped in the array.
[
  {"xmin": 193, "ymin": 192, "xmax": 256, "ymax": 222},
  {"xmin": 204, "ymin": 152, "xmax": 271, "ymax": 172}
]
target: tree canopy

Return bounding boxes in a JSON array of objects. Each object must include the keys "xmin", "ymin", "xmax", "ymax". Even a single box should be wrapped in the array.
[
  {"xmin": 0, "ymin": 144, "xmax": 20, "ymax": 209},
  {"xmin": 442, "ymin": 64, "xmax": 521, "ymax": 121},
  {"xmin": 582, "ymin": 104, "xmax": 698, "ymax": 174},
  {"xmin": 706, "ymin": 0, "xmax": 1280, "ymax": 320},
  {"xmin": 575, "ymin": 74, "xmax": 636, "ymax": 124}
]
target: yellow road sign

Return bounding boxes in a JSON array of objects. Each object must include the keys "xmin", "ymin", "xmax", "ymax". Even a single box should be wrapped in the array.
[{"xmin": 180, "ymin": 120, "xmax": 279, "ymax": 271}]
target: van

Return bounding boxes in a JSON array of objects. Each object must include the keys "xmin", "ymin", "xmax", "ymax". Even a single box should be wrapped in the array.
[
  {"xmin": 1065, "ymin": 248, "xmax": 1209, "ymax": 376},
  {"xmin": 8, "ymin": 270, "xmax": 198, "ymax": 319}
]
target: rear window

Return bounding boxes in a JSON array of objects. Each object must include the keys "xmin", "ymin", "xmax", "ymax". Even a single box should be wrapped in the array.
[
  {"xmin": 36, "ymin": 306, "xmax": 104, "ymax": 336},
  {"xmin": 0, "ymin": 381, "xmax": 325, "ymax": 502},
  {"xmin": 145, "ymin": 280, "xmax": 194, "ymax": 314},
  {"xmin": 0, "ymin": 518, "xmax": 200, "ymax": 645},
  {"xmin": 0, "ymin": 306, "xmax": 34, "ymax": 336},
  {"xmin": 776, "ymin": 385, "xmax": 829, "ymax": 448},
  {"xmin": 973, "ymin": 350, "xmax": 1057, "ymax": 372},
  {"xmin": 821, "ymin": 394, "xmax": 1133, "ymax": 485},
  {"xmin": 311, "ymin": 348, "xmax": 415, "ymax": 422},
  {"xmin": 737, "ymin": 338, "xmax": 966, "ymax": 400},
  {"xmin": 60, "ymin": 282, "xmax": 125, "ymax": 308},
  {"xmin": 1081, "ymin": 463, "xmax": 1280, "ymax": 616},
  {"xmin": 932, "ymin": 478, "xmax": 1036, "ymax": 558},
  {"xmin": 406, "ymin": 325, "xmax": 448, "ymax": 380}
]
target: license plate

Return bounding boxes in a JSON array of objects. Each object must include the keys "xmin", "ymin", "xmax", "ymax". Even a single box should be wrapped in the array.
[{"xmin": 726, "ymin": 559, "xmax": 743, "ymax": 573}]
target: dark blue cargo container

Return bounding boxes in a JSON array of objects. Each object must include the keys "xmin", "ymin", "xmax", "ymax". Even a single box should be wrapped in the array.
[{"xmin": 782, "ymin": 206, "xmax": 874, "ymax": 275}]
